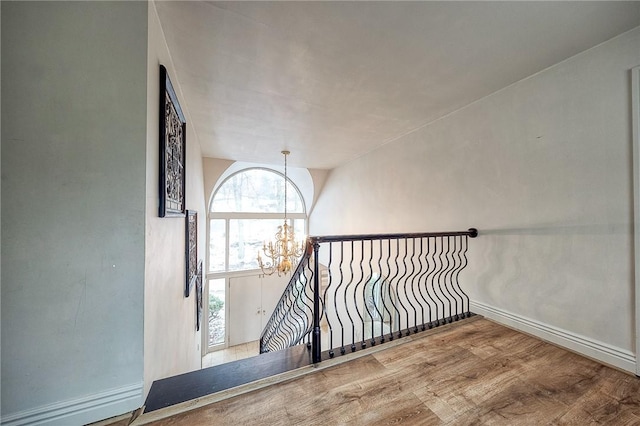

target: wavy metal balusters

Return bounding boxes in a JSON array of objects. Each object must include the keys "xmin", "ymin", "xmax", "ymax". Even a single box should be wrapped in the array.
[
  {"xmin": 260, "ymin": 228, "xmax": 478, "ymax": 364},
  {"xmin": 259, "ymin": 248, "xmax": 315, "ymax": 354}
]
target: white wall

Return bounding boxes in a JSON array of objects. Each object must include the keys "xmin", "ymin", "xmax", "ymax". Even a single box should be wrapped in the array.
[
  {"xmin": 203, "ymin": 158, "xmax": 235, "ymax": 208},
  {"xmin": 143, "ymin": 1, "xmax": 206, "ymax": 396},
  {"xmin": 311, "ymin": 27, "xmax": 640, "ymax": 371},
  {"xmin": 1, "ymin": 2, "xmax": 147, "ymax": 424}
]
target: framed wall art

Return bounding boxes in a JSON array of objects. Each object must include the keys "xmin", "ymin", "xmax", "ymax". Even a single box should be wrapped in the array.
[
  {"xmin": 196, "ymin": 260, "xmax": 203, "ymax": 331},
  {"xmin": 185, "ymin": 210, "xmax": 197, "ymax": 297},
  {"xmin": 159, "ymin": 64, "xmax": 186, "ymax": 217}
]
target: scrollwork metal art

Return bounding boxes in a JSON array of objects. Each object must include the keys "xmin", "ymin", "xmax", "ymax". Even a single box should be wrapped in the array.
[
  {"xmin": 195, "ymin": 260, "xmax": 203, "ymax": 331},
  {"xmin": 185, "ymin": 210, "xmax": 198, "ymax": 297},
  {"xmin": 159, "ymin": 65, "xmax": 186, "ymax": 217}
]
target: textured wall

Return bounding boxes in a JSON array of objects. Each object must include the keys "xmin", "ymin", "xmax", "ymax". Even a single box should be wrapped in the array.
[
  {"xmin": 1, "ymin": 1, "xmax": 147, "ymax": 421},
  {"xmin": 311, "ymin": 28, "xmax": 640, "ymax": 365},
  {"xmin": 144, "ymin": 1, "xmax": 206, "ymax": 397}
]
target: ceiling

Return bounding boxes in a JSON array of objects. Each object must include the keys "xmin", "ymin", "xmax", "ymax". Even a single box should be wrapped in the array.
[{"xmin": 155, "ymin": 1, "xmax": 640, "ymax": 169}]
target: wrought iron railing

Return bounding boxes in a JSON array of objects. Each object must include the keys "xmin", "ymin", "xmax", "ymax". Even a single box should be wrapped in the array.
[
  {"xmin": 259, "ymin": 228, "xmax": 478, "ymax": 363},
  {"xmin": 259, "ymin": 247, "xmax": 314, "ymax": 353}
]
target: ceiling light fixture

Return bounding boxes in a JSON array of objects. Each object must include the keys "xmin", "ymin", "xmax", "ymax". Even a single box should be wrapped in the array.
[{"xmin": 257, "ymin": 150, "xmax": 305, "ymax": 276}]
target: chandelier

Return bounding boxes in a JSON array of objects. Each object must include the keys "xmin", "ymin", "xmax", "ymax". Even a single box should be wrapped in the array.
[{"xmin": 257, "ymin": 150, "xmax": 305, "ymax": 276}]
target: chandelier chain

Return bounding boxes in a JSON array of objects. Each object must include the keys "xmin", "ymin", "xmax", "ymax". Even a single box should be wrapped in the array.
[
  {"xmin": 257, "ymin": 150, "xmax": 302, "ymax": 276},
  {"xmin": 284, "ymin": 150, "xmax": 288, "ymax": 220}
]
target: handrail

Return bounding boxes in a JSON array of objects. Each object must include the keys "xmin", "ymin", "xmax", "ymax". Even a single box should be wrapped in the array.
[
  {"xmin": 309, "ymin": 228, "xmax": 478, "ymax": 243},
  {"xmin": 259, "ymin": 228, "xmax": 479, "ymax": 363}
]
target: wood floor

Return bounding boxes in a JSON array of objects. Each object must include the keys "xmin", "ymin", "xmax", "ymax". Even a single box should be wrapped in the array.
[{"xmin": 136, "ymin": 318, "xmax": 640, "ymax": 425}]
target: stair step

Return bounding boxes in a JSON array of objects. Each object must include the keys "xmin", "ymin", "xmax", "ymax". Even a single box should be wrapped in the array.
[
  {"xmin": 136, "ymin": 315, "xmax": 482, "ymax": 425},
  {"xmin": 144, "ymin": 344, "xmax": 313, "ymax": 413}
]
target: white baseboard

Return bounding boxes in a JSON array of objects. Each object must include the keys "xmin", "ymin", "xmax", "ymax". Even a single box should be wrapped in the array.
[
  {"xmin": 1, "ymin": 382, "xmax": 143, "ymax": 426},
  {"xmin": 471, "ymin": 300, "xmax": 636, "ymax": 374}
]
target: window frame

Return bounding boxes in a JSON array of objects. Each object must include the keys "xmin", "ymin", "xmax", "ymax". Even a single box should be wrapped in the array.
[{"xmin": 206, "ymin": 167, "xmax": 307, "ymax": 280}]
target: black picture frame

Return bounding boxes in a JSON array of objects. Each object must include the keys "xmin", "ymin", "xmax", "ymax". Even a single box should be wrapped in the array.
[
  {"xmin": 185, "ymin": 210, "xmax": 197, "ymax": 297},
  {"xmin": 196, "ymin": 260, "xmax": 203, "ymax": 331},
  {"xmin": 159, "ymin": 64, "xmax": 186, "ymax": 217}
]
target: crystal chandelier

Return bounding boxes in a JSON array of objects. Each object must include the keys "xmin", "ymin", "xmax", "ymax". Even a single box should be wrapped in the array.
[{"xmin": 257, "ymin": 150, "xmax": 305, "ymax": 276}]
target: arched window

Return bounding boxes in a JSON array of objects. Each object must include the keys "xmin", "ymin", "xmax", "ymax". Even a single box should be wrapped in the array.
[{"xmin": 208, "ymin": 168, "xmax": 307, "ymax": 273}]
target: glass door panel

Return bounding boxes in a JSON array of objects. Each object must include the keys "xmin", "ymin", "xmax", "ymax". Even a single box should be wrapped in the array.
[{"xmin": 208, "ymin": 278, "xmax": 226, "ymax": 348}]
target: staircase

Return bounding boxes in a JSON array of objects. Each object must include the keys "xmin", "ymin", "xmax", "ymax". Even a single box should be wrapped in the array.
[
  {"xmin": 261, "ymin": 228, "xmax": 479, "ymax": 362},
  {"xmin": 142, "ymin": 228, "xmax": 479, "ymax": 422}
]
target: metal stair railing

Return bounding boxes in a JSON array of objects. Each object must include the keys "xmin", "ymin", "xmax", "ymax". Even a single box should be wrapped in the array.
[{"xmin": 260, "ymin": 228, "xmax": 479, "ymax": 364}]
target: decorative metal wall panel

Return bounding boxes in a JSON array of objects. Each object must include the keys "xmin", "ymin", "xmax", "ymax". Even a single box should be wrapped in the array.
[
  {"xmin": 196, "ymin": 260, "xmax": 203, "ymax": 331},
  {"xmin": 185, "ymin": 210, "xmax": 197, "ymax": 297},
  {"xmin": 159, "ymin": 65, "xmax": 186, "ymax": 217}
]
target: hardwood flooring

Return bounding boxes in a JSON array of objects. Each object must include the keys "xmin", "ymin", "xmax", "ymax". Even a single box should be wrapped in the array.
[{"xmin": 135, "ymin": 318, "xmax": 640, "ymax": 425}]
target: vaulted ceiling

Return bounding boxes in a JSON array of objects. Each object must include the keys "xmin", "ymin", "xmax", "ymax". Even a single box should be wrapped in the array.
[{"xmin": 155, "ymin": 1, "xmax": 640, "ymax": 169}]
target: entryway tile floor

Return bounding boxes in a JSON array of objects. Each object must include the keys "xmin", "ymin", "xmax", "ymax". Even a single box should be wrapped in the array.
[{"xmin": 202, "ymin": 340, "xmax": 260, "ymax": 368}]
